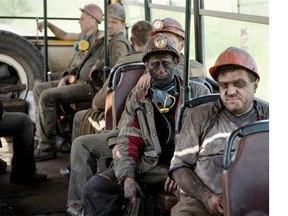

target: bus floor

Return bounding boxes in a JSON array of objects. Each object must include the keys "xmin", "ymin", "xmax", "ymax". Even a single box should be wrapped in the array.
[{"xmin": 0, "ymin": 137, "xmax": 70, "ymax": 216}]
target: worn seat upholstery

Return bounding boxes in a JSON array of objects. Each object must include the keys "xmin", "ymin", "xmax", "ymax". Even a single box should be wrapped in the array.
[
  {"xmin": 222, "ymin": 120, "xmax": 269, "ymax": 216},
  {"xmin": 104, "ymin": 62, "xmax": 146, "ymax": 130},
  {"xmin": 176, "ymin": 93, "xmax": 220, "ymax": 133}
]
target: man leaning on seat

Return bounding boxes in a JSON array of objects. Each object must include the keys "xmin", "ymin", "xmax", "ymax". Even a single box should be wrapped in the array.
[
  {"xmin": 65, "ymin": 19, "xmax": 153, "ymax": 215},
  {"xmin": 169, "ymin": 47, "xmax": 269, "ymax": 216}
]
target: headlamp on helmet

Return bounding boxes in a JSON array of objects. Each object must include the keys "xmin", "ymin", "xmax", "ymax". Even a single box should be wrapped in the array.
[
  {"xmin": 142, "ymin": 33, "xmax": 179, "ymax": 63},
  {"xmin": 154, "ymin": 35, "xmax": 168, "ymax": 49},
  {"xmin": 151, "ymin": 18, "xmax": 185, "ymax": 40},
  {"xmin": 152, "ymin": 19, "xmax": 165, "ymax": 32}
]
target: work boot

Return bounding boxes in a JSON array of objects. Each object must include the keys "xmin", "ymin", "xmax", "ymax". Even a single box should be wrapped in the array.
[
  {"xmin": 56, "ymin": 136, "xmax": 71, "ymax": 153},
  {"xmin": 60, "ymin": 166, "xmax": 71, "ymax": 176},
  {"xmin": 34, "ymin": 148, "xmax": 57, "ymax": 162},
  {"xmin": 10, "ymin": 171, "xmax": 48, "ymax": 184},
  {"xmin": 65, "ymin": 203, "xmax": 83, "ymax": 216}
]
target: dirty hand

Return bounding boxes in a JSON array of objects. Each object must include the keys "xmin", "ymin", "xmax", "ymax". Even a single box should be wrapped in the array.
[
  {"xmin": 124, "ymin": 177, "xmax": 145, "ymax": 203},
  {"xmin": 37, "ymin": 21, "xmax": 48, "ymax": 32},
  {"xmin": 57, "ymin": 75, "xmax": 70, "ymax": 87},
  {"xmin": 88, "ymin": 64, "xmax": 97, "ymax": 80},
  {"xmin": 135, "ymin": 73, "xmax": 151, "ymax": 90},
  {"xmin": 112, "ymin": 144, "xmax": 118, "ymax": 160},
  {"xmin": 164, "ymin": 177, "xmax": 178, "ymax": 192},
  {"xmin": 205, "ymin": 194, "xmax": 224, "ymax": 215},
  {"xmin": 58, "ymin": 75, "xmax": 77, "ymax": 87}
]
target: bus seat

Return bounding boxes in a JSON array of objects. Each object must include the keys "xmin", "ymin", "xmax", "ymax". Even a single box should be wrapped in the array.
[
  {"xmin": 105, "ymin": 62, "xmax": 146, "ymax": 130},
  {"xmin": 203, "ymin": 76, "xmax": 219, "ymax": 93},
  {"xmin": 176, "ymin": 94, "xmax": 220, "ymax": 133},
  {"xmin": 222, "ymin": 120, "xmax": 269, "ymax": 216},
  {"xmin": 154, "ymin": 191, "xmax": 179, "ymax": 215},
  {"xmin": 189, "ymin": 77, "xmax": 213, "ymax": 93}
]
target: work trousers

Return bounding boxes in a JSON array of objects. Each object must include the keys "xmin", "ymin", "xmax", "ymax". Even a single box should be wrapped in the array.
[
  {"xmin": 67, "ymin": 131, "xmax": 112, "ymax": 207},
  {"xmin": 84, "ymin": 165, "xmax": 169, "ymax": 216},
  {"xmin": 33, "ymin": 80, "xmax": 95, "ymax": 151},
  {"xmin": 0, "ymin": 112, "xmax": 36, "ymax": 177},
  {"xmin": 71, "ymin": 109, "xmax": 87, "ymax": 142},
  {"xmin": 171, "ymin": 196, "xmax": 212, "ymax": 216}
]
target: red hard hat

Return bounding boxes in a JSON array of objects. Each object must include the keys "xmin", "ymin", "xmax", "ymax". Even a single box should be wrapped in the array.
[
  {"xmin": 142, "ymin": 33, "xmax": 180, "ymax": 63},
  {"xmin": 151, "ymin": 18, "xmax": 185, "ymax": 40},
  {"xmin": 80, "ymin": 4, "xmax": 103, "ymax": 24},
  {"xmin": 209, "ymin": 47, "xmax": 259, "ymax": 81}
]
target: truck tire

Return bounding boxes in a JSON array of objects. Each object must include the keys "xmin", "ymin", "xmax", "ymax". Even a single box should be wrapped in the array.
[{"xmin": 0, "ymin": 30, "xmax": 44, "ymax": 99}]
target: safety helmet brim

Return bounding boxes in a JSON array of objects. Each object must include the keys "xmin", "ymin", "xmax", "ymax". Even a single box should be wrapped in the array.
[
  {"xmin": 142, "ymin": 33, "xmax": 180, "ymax": 63},
  {"xmin": 80, "ymin": 4, "xmax": 103, "ymax": 24},
  {"xmin": 209, "ymin": 47, "xmax": 259, "ymax": 81}
]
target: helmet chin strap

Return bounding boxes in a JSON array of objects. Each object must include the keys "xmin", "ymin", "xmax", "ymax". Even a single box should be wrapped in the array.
[{"xmin": 150, "ymin": 80, "xmax": 178, "ymax": 113}]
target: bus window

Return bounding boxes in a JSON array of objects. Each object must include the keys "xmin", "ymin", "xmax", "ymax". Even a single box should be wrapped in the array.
[
  {"xmin": 0, "ymin": 0, "xmax": 105, "ymax": 36},
  {"xmin": 123, "ymin": 0, "xmax": 269, "ymax": 101}
]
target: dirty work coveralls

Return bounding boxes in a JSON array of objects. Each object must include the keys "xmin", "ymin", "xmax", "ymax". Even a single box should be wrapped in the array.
[
  {"xmin": 67, "ymin": 52, "xmax": 142, "ymax": 207},
  {"xmin": 0, "ymin": 112, "xmax": 36, "ymax": 179},
  {"xmin": 168, "ymin": 100, "xmax": 269, "ymax": 215},
  {"xmin": 33, "ymin": 32, "xmax": 105, "ymax": 152}
]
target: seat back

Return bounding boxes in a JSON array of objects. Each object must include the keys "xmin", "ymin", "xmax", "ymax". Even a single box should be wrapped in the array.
[
  {"xmin": 189, "ymin": 77, "xmax": 214, "ymax": 93},
  {"xmin": 176, "ymin": 93, "xmax": 220, "ymax": 133},
  {"xmin": 222, "ymin": 120, "xmax": 269, "ymax": 216},
  {"xmin": 105, "ymin": 62, "xmax": 146, "ymax": 130}
]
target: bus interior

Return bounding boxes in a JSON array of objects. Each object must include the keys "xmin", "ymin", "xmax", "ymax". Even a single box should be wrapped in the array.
[{"xmin": 0, "ymin": 0, "xmax": 270, "ymax": 215}]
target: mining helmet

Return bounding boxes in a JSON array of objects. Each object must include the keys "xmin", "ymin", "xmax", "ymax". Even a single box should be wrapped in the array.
[
  {"xmin": 209, "ymin": 47, "xmax": 259, "ymax": 81},
  {"xmin": 142, "ymin": 33, "xmax": 180, "ymax": 63},
  {"xmin": 108, "ymin": 3, "xmax": 126, "ymax": 22},
  {"xmin": 151, "ymin": 18, "xmax": 185, "ymax": 40},
  {"xmin": 80, "ymin": 4, "xmax": 103, "ymax": 24}
]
